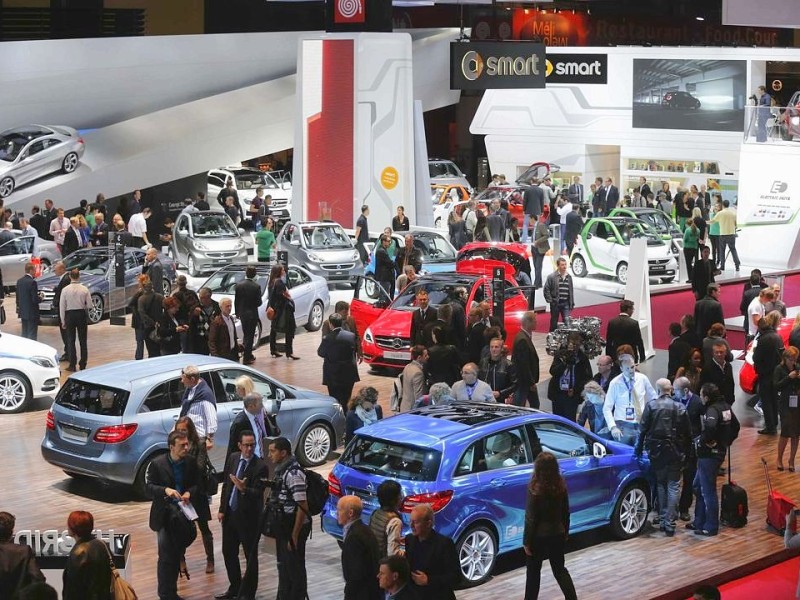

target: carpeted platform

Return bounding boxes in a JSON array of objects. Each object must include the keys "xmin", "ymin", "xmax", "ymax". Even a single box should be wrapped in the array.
[{"xmin": 701, "ymin": 555, "xmax": 799, "ymax": 599}]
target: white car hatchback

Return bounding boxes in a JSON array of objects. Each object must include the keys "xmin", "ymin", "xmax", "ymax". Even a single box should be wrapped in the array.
[{"xmin": 0, "ymin": 331, "xmax": 60, "ymax": 413}]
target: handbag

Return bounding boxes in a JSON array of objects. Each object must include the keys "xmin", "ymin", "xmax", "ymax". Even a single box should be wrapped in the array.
[
  {"xmin": 103, "ymin": 540, "xmax": 138, "ymax": 600},
  {"xmin": 0, "ymin": 305, "xmax": 5, "ymax": 325},
  {"xmin": 148, "ymin": 328, "xmax": 161, "ymax": 344},
  {"xmin": 204, "ymin": 455, "xmax": 219, "ymax": 496},
  {"xmin": 166, "ymin": 501, "xmax": 198, "ymax": 548},
  {"xmin": 266, "ymin": 307, "xmax": 276, "ymax": 321}
]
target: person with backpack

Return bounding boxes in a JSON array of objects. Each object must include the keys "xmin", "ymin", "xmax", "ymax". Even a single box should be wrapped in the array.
[
  {"xmin": 689, "ymin": 383, "xmax": 740, "ymax": 537},
  {"xmin": 369, "ymin": 480, "xmax": 404, "ymax": 557}
]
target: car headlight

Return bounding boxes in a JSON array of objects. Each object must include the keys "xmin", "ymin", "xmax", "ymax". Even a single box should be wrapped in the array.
[
  {"xmin": 193, "ymin": 241, "xmax": 208, "ymax": 251},
  {"xmin": 29, "ymin": 356, "xmax": 56, "ymax": 368},
  {"xmin": 234, "ymin": 241, "xmax": 245, "ymax": 250},
  {"xmin": 792, "ymin": 116, "xmax": 800, "ymax": 126},
  {"xmin": 352, "ymin": 251, "xmax": 360, "ymax": 261},
  {"xmin": 307, "ymin": 252, "xmax": 322, "ymax": 262},
  {"xmin": 364, "ymin": 328, "xmax": 374, "ymax": 344},
  {"xmin": 333, "ymin": 402, "xmax": 343, "ymax": 413}
]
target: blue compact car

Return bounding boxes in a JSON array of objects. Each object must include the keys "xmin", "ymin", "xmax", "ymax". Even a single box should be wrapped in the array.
[{"xmin": 321, "ymin": 403, "xmax": 650, "ymax": 586}]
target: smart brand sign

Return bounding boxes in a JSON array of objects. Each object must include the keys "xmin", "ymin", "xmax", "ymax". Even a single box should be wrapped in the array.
[
  {"xmin": 450, "ymin": 42, "xmax": 546, "ymax": 90},
  {"xmin": 545, "ymin": 53, "xmax": 608, "ymax": 84}
]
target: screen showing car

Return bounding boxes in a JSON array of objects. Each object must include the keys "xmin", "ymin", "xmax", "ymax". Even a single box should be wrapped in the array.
[
  {"xmin": 632, "ymin": 59, "xmax": 747, "ymax": 132},
  {"xmin": 302, "ymin": 224, "xmax": 351, "ymax": 249},
  {"xmin": 190, "ymin": 214, "xmax": 239, "ymax": 237}
]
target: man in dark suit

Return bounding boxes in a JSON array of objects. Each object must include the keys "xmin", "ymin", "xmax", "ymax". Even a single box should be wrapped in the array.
[
  {"xmin": 318, "ymin": 313, "xmax": 360, "ymax": 413},
  {"xmin": 51, "ymin": 260, "xmax": 70, "ymax": 360},
  {"xmin": 667, "ymin": 322, "xmax": 691, "ymax": 381},
  {"xmin": 405, "ymin": 504, "xmax": 459, "ymax": 600},
  {"xmin": 29, "ymin": 205, "xmax": 48, "ymax": 241},
  {"xmin": 322, "ymin": 301, "xmax": 362, "ymax": 360},
  {"xmin": 215, "ymin": 430, "xmax": 269, "ymax": 600},
  {"xmin": 234, "ymin": 265, "xmax": 263, "ymax": 365},
  {"xmin": 375, "ymin": 234, "xmax": 397, "ymax": 298},
  {"xmin": 605, "ymin": 299, "xmax": 646, "ymax": 363},
  {"xmin": 209, "ymin": 298, "xmax": 241, "ymax": 361},
  {"xmin": 378, "ymin": 555, "xmax": 418, "ymax": 600},
  {"xmin": 143, "ymin": 247, "xmax": 164, "ymax": 295},
  {"xmin": 146, "ymin": 430, "xmax": 199, "ymax": 600},
  {"xmin": 90, "ymin": 211, "xmax": 109, "ymax": 246},
  {"xmin": 563, "ymin": 204, "xmax": 583, "ymax": 256},
  {"xmin": 15, "ymin": 262, "xmax": 41, "ymax": 340},
  {"xmin": 409, "ymin": 289, "xmax": 438, "ymax": 346},
  {"xmin": 603, "ymin": 177, "xmax": 620, "ymax": 212},
  {"xmin": 41, "ymin": 199, "xmax": 57, "ymax": 238},
  {"xmin": 226, "ymin": 392, "xmax": 276, "ymax": 463},
  {"xmin": 591, "ymin": 177, "xmax": 606, "ymax": 216},
  {"xmin": 691, "ymin": 246, "xmax": 716, "ymax": 300},
  {"xmin": 512, "ymin": 311, "xmax": 540, "ymax": 408},
  {"xmin": 0, "ymin": 511, "xmax": 45, "ymax": 598},
  {"xmin": 694, "ymin": 283, "xmax": 724, "ymax": 341},
  {"xmin": 337, "ymin": 495, "xmax": 381, "ymax": 600},
  {"xmin": 61, "ymin": 217, "xmax": 82, "ymax": 257},
  {"xmin": 567, "ymin": 175, "xmax": 584, "ymax": 207},
  {"xmin": 521, "ymin": 178, "xmax": 544, "ymax": 242},
  {"xmin": 700, "ymin": 342, "xmax": 735, "ymax": 406}
]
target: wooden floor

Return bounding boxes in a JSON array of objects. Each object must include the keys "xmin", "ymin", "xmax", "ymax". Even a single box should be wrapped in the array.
[{"xmin": 1, "ymin": 300, "xmax": 799, "ymax": 600}]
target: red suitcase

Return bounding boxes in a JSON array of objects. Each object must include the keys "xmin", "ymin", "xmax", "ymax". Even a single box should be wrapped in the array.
[{"xmin": 761, "ymin": 457, "xmax": 797, "ymax": 534}]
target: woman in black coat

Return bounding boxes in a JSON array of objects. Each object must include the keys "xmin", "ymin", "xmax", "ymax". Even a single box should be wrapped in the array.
[
  {"xmin": 157, "ymin": 296, "xmax": 185, "ymax": 355},
  {"xmin": 775, "ymin": 347, "xmax": 800, "ymax": 472},
  {"xmin": 267, "ymin": 264, "xmax": 299, "ymax": 360},
  {"xmin": 547, "ymin": 332, "xmax": 593, "ymax": 422},
  {"xmin": 424, "ymin": 325, "xmax": 462, "ymax": 387},
  {"xmin": 62, "ymin": 511, "xmax": 113, "ymax": 600}
]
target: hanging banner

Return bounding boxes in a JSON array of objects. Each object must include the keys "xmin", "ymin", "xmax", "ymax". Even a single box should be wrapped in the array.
[{"xmin": 450, "ymin": 41, "xmax": 546, "ymax": 90}]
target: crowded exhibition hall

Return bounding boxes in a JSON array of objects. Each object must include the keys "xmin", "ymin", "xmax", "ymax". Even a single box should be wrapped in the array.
[{"xmin": 3, "ymin": 0, "xmax": 800, "ymax": 599}]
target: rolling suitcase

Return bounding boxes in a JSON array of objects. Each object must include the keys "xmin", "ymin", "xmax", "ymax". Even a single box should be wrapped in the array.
[
  {"xmin": 720, "ymin": 447, "xmax": 748, "ymax": 528},
  {"xmin": 761, "ymin": 457, "xmax": 796, "ymax": 534}
]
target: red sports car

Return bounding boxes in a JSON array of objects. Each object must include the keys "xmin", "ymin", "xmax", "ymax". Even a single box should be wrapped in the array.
[
  {"xmin": 739, "ymin": 317, "xmax": 794, "ymax": 394},
  {"xmin": 350, "ymin": 265, "xmax": 530, "ymax": 369}
]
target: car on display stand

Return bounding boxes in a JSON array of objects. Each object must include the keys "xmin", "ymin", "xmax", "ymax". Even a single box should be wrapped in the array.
[
  {"xmin": 0, "ymin": 230, "xmax": 61, "ymax": 286},
  {"xmin": 41, "ymin": 355, "xmax": 346, "ymax": 497},
  {"xmin": 608, "ymin": 206, "xmax": 682, "ymax": 256},
  {"xmin": 37, "ymin": 246, "xmax": 176, "ymax": 324},
  {"xmin": 201, "ymin": 262, "xmax": 329, "ymax": 349},
  {"xmin": 321, "ymin": 402, "xmax": 651, "ymax": 586},
  {"xmin": 207, "ymin": 166, "xmax": 293, "ymax": 224},
  {"xmin": 780, "ymin": 91, "xmax": 800, "ymax": 141},
  {"xmin": 432, "ymin": 198, "xmax": 487, "ymax": 230},
  {"xmin": 739, "ymin": 316, "xmax": 793, "ymax": 394},
  {"xmin": 431, "ymin": 183, "xmax": 471, "ymax": 207},
  {"xmin": 570, "ymin": 217, "xmax": 678, "ymax": 284},
  {"xmin": 429, "ymin": 158, "xmax": 473, "ymax": 194},
  {"xmin": 170, "ymin": 210, "xmax": 248, "ymax": 277},
  {"xmin": 0, "ymin": 331, "xmax": 60, "ymax": 413},
  {"xmin": 277, "ymin": 220, "xmax": 363, "ymax": 284},
  {"xmin": 661, "ymin": 91, "xmax": 701, "ymax": 110},
  {"xmin": 351, "ymin": 265, "xmax": 529, "ymax": 369},
  {"xmin": 0, "ymin": 125, "xmax": 85, "ymax": 198},
  {"xmin": 347, "ymin": 229, "xmax": 458, "ymax": 275}
]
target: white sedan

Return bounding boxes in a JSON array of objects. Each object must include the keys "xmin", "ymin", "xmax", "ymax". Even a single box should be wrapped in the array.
[{"xmin": 0, "ymin": 331, "xmax": 60, "ymax": 413}]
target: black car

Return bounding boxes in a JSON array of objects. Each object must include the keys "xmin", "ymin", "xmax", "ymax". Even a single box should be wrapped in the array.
[{"xmin": 662, "ymin": 91, "xmax": 701, "ymax": 110}]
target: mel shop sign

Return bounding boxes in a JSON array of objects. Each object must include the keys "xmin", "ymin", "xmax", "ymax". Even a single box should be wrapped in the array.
[{"xmin": 451, "ymin": 41, "xmax": 546, "ymax": 90}]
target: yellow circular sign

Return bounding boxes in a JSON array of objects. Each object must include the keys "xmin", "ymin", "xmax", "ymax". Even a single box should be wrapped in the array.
[
  {"xmin": 545, "ymin": 59, "xmax": 554, "ymax": 77},
  {"xmin": 381, "ymin": 166, "xmax": 399, "ymax": 190}
]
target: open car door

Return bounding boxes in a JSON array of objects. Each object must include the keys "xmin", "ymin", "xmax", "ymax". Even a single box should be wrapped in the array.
[{"xmin": 350, "ymin": 275, "xmax": 393, "ymax": 337}]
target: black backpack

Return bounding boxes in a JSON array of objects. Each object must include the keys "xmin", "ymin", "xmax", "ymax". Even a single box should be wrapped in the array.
[{"xmin": 287, "ymin": 465, "xmax": 330, "ymax": 517}]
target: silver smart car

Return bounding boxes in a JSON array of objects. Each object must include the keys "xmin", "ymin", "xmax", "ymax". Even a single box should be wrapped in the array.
[
  {"xmin": 170, "ymin": 211, "xmax": 248, "ymax": 277},
  {"xmin": 277, "ymin": 220, "xmax": 363, "ymax": 284}
]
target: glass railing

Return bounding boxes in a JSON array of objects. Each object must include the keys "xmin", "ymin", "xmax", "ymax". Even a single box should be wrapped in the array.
[{"xmin": 743, "ymin": 104, "xmax": 800, "ymax": 145}]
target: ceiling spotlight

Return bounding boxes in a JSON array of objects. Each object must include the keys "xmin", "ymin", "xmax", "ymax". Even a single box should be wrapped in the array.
[{"xmin": 696, "ymin": 16, "xmax": 705, "ymax": 21}]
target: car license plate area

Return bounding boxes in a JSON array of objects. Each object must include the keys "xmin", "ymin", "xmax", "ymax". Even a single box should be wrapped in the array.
[
  {"xmin": 60, "ymin": 423, "xmax": 90, "ymax": 444},
  {"xmin": 348, "ymin": 488, "xmax": 378, "ymax": 509},
  {"xmin": 384, "ymin": 351, "xmax": 411, "ymax": 361},
  {"xmin": 649, "ymin": 265, "xmax": 666, "ymax": 272}
]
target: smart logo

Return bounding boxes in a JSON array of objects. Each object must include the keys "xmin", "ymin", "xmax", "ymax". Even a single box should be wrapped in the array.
[
  {"xmin": 451, "ymin": 42, "xmax": 546, "ymax": 90},
  {"xmin": 544, "ymin": 54, "xmax": 608, "ymax": 84},
  {"xmin": 461, "ymin": 50, "xmax": 541, "ymax": 81}
]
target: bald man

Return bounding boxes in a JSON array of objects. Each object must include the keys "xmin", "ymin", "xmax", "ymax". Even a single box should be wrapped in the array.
[
  {"xmin": 405, "ymin": 504, "xmax": 459, "ymax": 600},
  {"xmin": 209, "ymin": 297, "xmax": 241, "ymax": 361},
  {"xmin": 337, "ymin": 496, "xmax": 381, "ymax": 600}
]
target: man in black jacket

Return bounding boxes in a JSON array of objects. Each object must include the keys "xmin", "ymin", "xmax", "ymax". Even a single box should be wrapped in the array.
[
  {"xmin": 479, "ymin": 337, "xmax": 517, "ymax": 403},
  {"xmin": 405, "ymin": 504, "xmax": 459, "ymax": 600},
  {"xmin": 691, "ymin": 246, "xmax": 716, "ymax": 301},
  {"xmin": 226, "ymin": 392, "xmax": 275, "ymax": 462},
  {"xmin": 512, "ymin": 311, "xmax": 540, "ymax": 408},
  {"xmin": 605, "ymin": 299, "xmax": 646, "ymax": 363},
  {"xmin": 234, "ymin": 265, "xmax": 263, "ymax": 365},
  {"xmin": 0, "ymin": 511, "xmax": 45, "ymax": 598},
  {"xmin": 739, "ymin": 269, "xmax": 767, "ymax": 332},
  {"xmin": 15, "ymin": 262, "xmax": 41, "ymax": 340},
  {"xmin": 190, "ymin": 287, "xmax": 220, "ymax": 355},
  {"xmin": 375, "ymin": 234, "xmax": 396, "ymax": 298},
  {"xmin": 215, "ymin": 430, "xmax": 269, "ymax": 600},
  {"xmin": 754, "ymin": 313, "xmax": 785, "ymax": 435},
  {"xmin": 318, "ymin": 313, "xmax": 360, "ymax": 413},
  {"xmin": 694, "ymin": 283, "xmax": 724, "ymax": 341},
  {"xmin": 521, "ymin": 177, "xmax": 544, "ymax": 242},
  {"xmin": 337, "ymin": 495, "xmax": 381, "ymax": 600},
  {"xmin": 563, "ymin": 204, "xmax": 583, "ymax": 256},
  {"xmin": 699, "ymin": 342, "xmax": 735, "ymax": 406},
  {"xmin": 378, "ymin": 555, "xmax": 418, "ymax": 600},
  {"xmin": 143, "ymin": 247, "xmax": 164, "ymax": 296},
  {"xmin": 51, "ymin": 260, "xmax": 70, "ymax": 360},
  {"xmin": 61, "ymin": 217, "xmax": 81, "ymax": 257},
  {"xmin": 146, "ymin": 430, "xmax": 199, "ymax": 600},
  {"xmin": 667, "ymin": 322, "xmax": 691, "ymax": 381},
  {"xmin": 29, "ymin": 205, "xmax": 48, "ymax": 241},
  {"xmin": 409, "ymin": 289, "xmax": 438, "ymax": 346},
  {"xmin": 395, "ymin": 235, "xmax": 422, "ymax": 275}
]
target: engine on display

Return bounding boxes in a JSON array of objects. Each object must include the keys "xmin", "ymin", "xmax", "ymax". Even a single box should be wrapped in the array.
[{"xmin": 545, "ymin": 316, "xmax": 606, "ymax": 359}]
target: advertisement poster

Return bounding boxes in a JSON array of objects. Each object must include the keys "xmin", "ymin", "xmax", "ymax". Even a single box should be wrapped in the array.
[{"xmin": 631, "ymin": 59, "xmax": 747, "ymax": 132}]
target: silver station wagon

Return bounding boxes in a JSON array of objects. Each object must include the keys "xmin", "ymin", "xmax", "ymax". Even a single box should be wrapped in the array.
[{"xmin": 41, "ymin": 355, "xmax": 345, "ymax": 496}]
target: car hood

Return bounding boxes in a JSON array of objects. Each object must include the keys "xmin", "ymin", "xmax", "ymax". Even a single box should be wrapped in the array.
[
  {"xmin": 0, "ymin": 332, "xmax": 58, "ymax": 359},
  {"xmin": 367, "ymin": 309, "xmax": 412, "ymax": 339},
  {"xmin": 190, "ymin": 236, "xmax": 242, "ymax": 248},
  {"xmin": 305, "ymin": 247, "xmax": 358, "ymax": 261}
]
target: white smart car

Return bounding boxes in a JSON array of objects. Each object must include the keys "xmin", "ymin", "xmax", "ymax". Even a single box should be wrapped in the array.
[
  {"xmin": 0, "ymin": 331, "xmax": 60, "ymax": 413},
  {"xmin": 570, "ymin": 217, "xmax": 678, "ymax": 284}
]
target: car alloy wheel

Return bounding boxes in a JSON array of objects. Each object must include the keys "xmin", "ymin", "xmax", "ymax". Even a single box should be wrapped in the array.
[
  {"xmin": 187, "ymin": 255, "xmax": 200, "ymax": 277},
  {"xmin": 0, "ymin": 370, "xmax": 32, "ymax": 413},
  {"xmin": 162, "ymin": 279, "xmax": 171, "ymax": 297},
  {"xmin": 612, "ymin": 483, "xmax": 649, "ymax": 538},
  {"xmin": 306, "ymin": 301, "xmax": 324, "ymax": 331},
  {"xmin": 88, "ymin": 294, "xmax": 104, "ymax": 324},
  {"xmin": 62, "ymin": 152, "xmax": 79, "ymax": 173},
  {"xmin": 297, "ymin": 423, "xmax": 332, "ymax": 467},
  {"xmin": 456, "ymin": 524, "xmax": 497, "ymax": 586},
  {"xmin": 616, "ymin": 261, "xmax": 628, "ymax": 284},
  {"xmin": 253, "ymin": 322, "xmax": 262, "ymax": 350},
  {"xmin": 571, "ymin": 254, "xmax": 588, "ymax": 277},
  {"xmin": 0, "ymin": 176, "xmax": 15, "ymax": 198}
]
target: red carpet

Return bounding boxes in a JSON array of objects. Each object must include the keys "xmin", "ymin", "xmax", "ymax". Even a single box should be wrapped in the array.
[{"xmin": 690, "ymin": 556, "xmax": 799, "ymax": 599}]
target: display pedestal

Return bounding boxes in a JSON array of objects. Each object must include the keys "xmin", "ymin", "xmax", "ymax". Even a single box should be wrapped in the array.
[
  {"xmin": 677, "ymin": 241, "xmax": 689, "ymax": 283},
  {"xmin": 625, "ymin": 238, "xmax": 655, "ymax": 360}
]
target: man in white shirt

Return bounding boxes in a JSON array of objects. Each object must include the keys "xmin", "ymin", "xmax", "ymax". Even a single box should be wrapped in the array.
[
  {"xmin": 603, "ymin": 354, "xmax": 657, "ymax": 446},
  {"xmin": 59, "ymin": 268, "xmax": 92, "ymax": 371},
  {"xmin": 747, "ymin": 288, "xmax": 774, "ymax": 341},
  {"xmin": 128, "ymin": 207, "xmax": 151, "ymax": 247},
  {"xmin": 49, "ymin": 208, "xmax": 69, "ymax": 249},
  {"xmin": 556, "ymin": 197, "xmax": 573, "ymax": 254}
]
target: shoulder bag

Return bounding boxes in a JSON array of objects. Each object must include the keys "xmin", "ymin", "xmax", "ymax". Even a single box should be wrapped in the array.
[
  {"xmin": 103, "ymin": 540, "xmax": 138, "ymax": 600},
  {"xmin": 204, "ymin": 454, "xmax": 219, "ymax": 496}
]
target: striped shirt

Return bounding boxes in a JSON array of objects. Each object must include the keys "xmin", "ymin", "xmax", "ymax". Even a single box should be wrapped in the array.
[
  {"xmin": 185, "ymin": 397, "xmax": 217, "ymax": 438},
  {"xmin": 557, "ymin": 275, "xmax": 571, "ymax": 305},
  {"xmin": 275, "ymin": 459, "xmax": 308, "ymax": 519}
]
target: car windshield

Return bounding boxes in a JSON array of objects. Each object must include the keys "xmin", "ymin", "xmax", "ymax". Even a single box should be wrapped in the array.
[
  {"xmin": 616, "ymin": 221, "xmax": 663, "ymax": 245},
  {"xmin": 392, "ymin": 279, "xmax": 478, "ymax": 311},
  {"xmin": 55, "ymin": 379, "xmax": 129, "ymax": 416},
  {"xmin": 340, "ymin": 435, "xmax": 442, "ymax": 482},
  {"xmin": 190, "ymin": 214, "xmax": 239, "ymax": 237},
  {"xmin": 0, "ymin": 130, "xmax": 44, "ymax": 162},
  {"xmin": 303, "ymin": 224, "xmax": 351, "ymax": 249},
  {"xmin": 64, "ymin": 251, "xmax": 110, "ymax": 275},
  {"xmin": 429, "ymin": 161, "xmax": 462, "ymax": 178},
  {"xmin": 234, "ymin": 170, "xmax": 280, "ymax": 190},
  {"xmin": 413, "ymin": 234, "xmax": 455, "ymax": 262},
  {"xmin": 205, "ymin": 270, "xmax": 268, "ymax": 295}
]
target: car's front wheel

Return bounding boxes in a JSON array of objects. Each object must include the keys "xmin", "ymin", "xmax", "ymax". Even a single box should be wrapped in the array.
[
  {"xmin": 660, "ymin": 276, "xmax": 675, "ymax": 284},
  {"xmin": 296, "ymin": 422, "xmax": 333, "ymax": 467},
  {"xmin": 62, "ymin": 152, "xmax": 79, "ymax": 173},
  {"xmin": 610, "ymin": 482, "xmax": 649, "ymax": 539},
  {"xmin": 0, "ymin": 176, "xmax": 15, "ymax": 198},
  {"xmin": 571, "ymin": 254, "xmax": 588, "ymax": 277},
  {"xmin": 0, "ymin": 370, "xmax": 32, "ymax": 413},
  {"xmin": 133, "ymin": 452, "xmax": 164, "ymax": 499},
  {"xmin": 305, "ymin": 301, "xmax": 324, "ymax": 331},
  {"xmin": 252, "ymin": 321, "xmax": 262, "ymax": 350},
  {"xmin": 455, "ymin": 523, "xmax": 498, "ymax": 587},
  {"xmin": 88, "ymin": 294, "xmax": 104, "ymax": 324},
  {"xmin": 187, "ymin": 255, "xmax": 200, "ymax": 277},
  {"xmin": 162, "ymin": 279, "xmax": 172, "ymax": 297},
  {"xmin": 616, "ymin": 261, "xmax": 628, "ymax": 284}
]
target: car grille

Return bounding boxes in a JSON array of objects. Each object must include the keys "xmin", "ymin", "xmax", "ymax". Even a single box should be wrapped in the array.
[
  {"xmin": 375, "ymin": 336, "xmax": 411, "ymax": 350},
  {"xmin": 271, "ymin": 199, "xmax": 289, "ymax": 208},
  {"xmin": 205, "ymin": 251, "xmax": 240, "ymax": 258},
  {"xmin": 320, "ymin": 263, "xmax": 355, "ymax": 271},
  {"xmin": 41, "ymin": 289, "xmax": 54, "ymax": 302}
]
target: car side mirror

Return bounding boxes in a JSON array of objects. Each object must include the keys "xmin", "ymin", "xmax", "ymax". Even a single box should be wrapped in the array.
[
  {"xmin": 263, "ymin": 397, "xmax": 282, "ymax": 414},
  {"xmin": 586, "ymin": 233, "xmax": 593, "ymax": 239},
  {"xmin": 275, "ymin": 388, "xmax": 285, "ymax": 402},
  {"xmin": 290, "ymin": 239, "xmax": 300, "ymax": 246},
  {"xmin": 593, "ymin": 442, "xmax": 607, "ymax": 459},
  {"xmin": 238, "ymin": 228, "xmax": 245, "ymax": 235},
  {"xmin": 607, "ymin": 236, "xmax": 616, "ymax": 242}
]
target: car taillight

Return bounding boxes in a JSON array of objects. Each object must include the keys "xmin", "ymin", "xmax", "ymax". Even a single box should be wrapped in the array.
[
  {"xmin": 400, "ymin": 490, "xmax": 454, "ymax": 513},
  {"xmin": 45, "ymin": 410, "xmax": 55, "ymax": 430},
  {"xmin": 77, "ymin": 137, "xmax": 84, "ymax": 144},
  {"xmin": 328, "ymin": 472, "xmax": 342, "ymax": 497},
  {"xmin": 93, "ymin": 424, "xmax": 138, "ymax": 444}
]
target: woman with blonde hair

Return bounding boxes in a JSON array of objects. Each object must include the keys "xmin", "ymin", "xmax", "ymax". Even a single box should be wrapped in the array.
[
  {"xmin": 235, "ymin": 374, "xmax": 254, "ymax": 398},
  {"xmin": 775, "ymin": 346, "xmax": 800, "ymax": 471}
]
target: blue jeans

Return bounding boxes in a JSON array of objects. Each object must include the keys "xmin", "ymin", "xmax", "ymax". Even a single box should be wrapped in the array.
[
  {"xmin": 522, "ymin": 214, "xmax": 534, "ymax": 242},
  {"xmin": 655, "ymin": 465, "xmax": 682, "ymax": 532},
  {"xmin": 549, "ymin": 303, "xmax": 571, "ymax": 332},
  {"xmin": 693, "ymin": 456, "xmax": 723, "ymax": 533},
  {"xmin": 618, "ymin": 421, "xmax": 640, "ymax": 446}
]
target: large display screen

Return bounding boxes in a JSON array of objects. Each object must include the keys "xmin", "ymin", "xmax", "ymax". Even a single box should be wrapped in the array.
[{"xmin": 632, "ymin": 59, "xmax": 747, "ymax": 132}]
